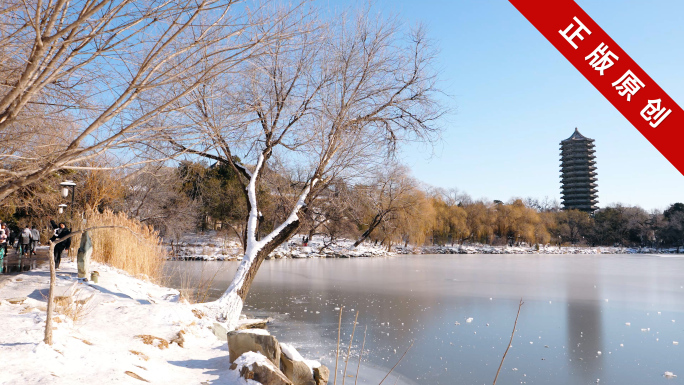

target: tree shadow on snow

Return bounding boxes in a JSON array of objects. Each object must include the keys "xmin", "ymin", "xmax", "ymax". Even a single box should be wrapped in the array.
[
  {"xmin": 10, "ymin": 270, "xmax": 77, "ymax": 280},
  {"xmin": 11, "ymin": 270, "xmax": 51, "ymax": 278},
  {"xmin": 27, "ymin": 288, "xmax": 49, "ymax": 302},
  {"xmin": 167, "ymin": 346, "xmax": 237, "ymax": 384},
  {"xmin": 0, "ymin": 342, "xmax": 35, "ymax": 347},
  {"xmin": 87, "ymin": 284, "xmax": 151, "ymax": 305}
]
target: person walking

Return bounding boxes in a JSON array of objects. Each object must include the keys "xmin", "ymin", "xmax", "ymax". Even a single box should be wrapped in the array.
[
  {"xmin": 0, "ymin": 223, "xmax": 6, "ymax": 273},
  {"xmin": 30, "ymin": 225, "xmax": 40, "ymax": 255},
  {"xmin": 50, "ymin": 222, "xmax": 71, "ymax": 269},
  {"xmin": 13, "ymin": 227, "xmax": 21, "ymax": 254},
  {"xmin": 20, "ymin": 226, "xmax": 32, "ymax": 256},
  {"xmin": 0, "ymin": 223, "xmax": 8, "ymax": 257}
]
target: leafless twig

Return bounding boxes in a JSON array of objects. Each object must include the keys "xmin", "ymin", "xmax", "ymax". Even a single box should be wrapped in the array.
[
  {"xmin": 493, "ymin": 298, "xmax": 524, "ymax": 385},
  {"xmin": 334, "ymin": 306, "xmax": 345, "ymax": 385},
  {"xmin": 355, "ymin": 325, "xmax": 367, "ymax": 385},
  {"xmin": 342, "ymin": 311, "xmax": 359, "ymax": 385},
  {"xmin": 378, "ymin": 340, "xmax": 415, "ymax": 385}
]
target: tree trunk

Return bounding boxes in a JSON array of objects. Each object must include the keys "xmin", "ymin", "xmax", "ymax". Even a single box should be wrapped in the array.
[
  {"xmin": 352, "ymin": 213, "xmax": 384, "ymax": 247},
  {"xmin": 42, "ymin": 225, "xmax": 142, "ymax": 345},
  {"xmin": 44, "ymin": 242, "xmax": 56, "ymax": 345},
  {"xmin": 215, "ymin": 219, "xmax": 302, "ymax": 329}
]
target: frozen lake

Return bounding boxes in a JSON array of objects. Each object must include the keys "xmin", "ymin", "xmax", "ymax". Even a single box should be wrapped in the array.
[{"xmin": 164, "ymin": 254, "xmax": 684, "ymax": 384}]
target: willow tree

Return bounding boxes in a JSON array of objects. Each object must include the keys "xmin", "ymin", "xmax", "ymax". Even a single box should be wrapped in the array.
[
  {"xmin": 384, "ymin": 186, "xmax": 434, "ymax": 249},
  {"xmin": 172, "ymin": 8, "xmax": 443, "ymax": 328},
  {"xmin": 430, "ymin": 189, "xmax": 469, "ymax": 245},
  {"xmin": 464, "ymin": 201, "xmax": 495, "ymax": 244},
  {"xmin": 350, "ymin": 163, "xmax": 430, "ymax": 248}
]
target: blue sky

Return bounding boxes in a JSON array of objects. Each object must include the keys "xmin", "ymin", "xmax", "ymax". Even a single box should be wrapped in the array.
[{"xmin": 364, "ymin": 0, "xmax": 684, "ymax": 210}]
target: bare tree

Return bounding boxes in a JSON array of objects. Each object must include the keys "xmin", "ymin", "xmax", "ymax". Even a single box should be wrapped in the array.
[
  {"xmin": 0, "ymin": 0, "xmax": 278, "ymax": 200},
  {"xmin": 304, "ymin": 181, "xmax": 358, "ymax": 250},
  {"xmin": 124, "ymin": 164, "xmax": 198, "ymax": 240},
  {"xmin": 172, "ymin": 8, "xmax": 444, "ymax": 328},
  {"xmin": 350, "ymin": 163, "xmax": 424, "ymax": 247}
]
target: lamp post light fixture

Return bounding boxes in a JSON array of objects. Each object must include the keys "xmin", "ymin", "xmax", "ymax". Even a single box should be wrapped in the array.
[
  {"xmin": 58, "ymin": 204, "xmax": 68, "ymax": 214},
  {"xmin": 59, "ymin": 180, "xmax": 76, "ymax": 217}
]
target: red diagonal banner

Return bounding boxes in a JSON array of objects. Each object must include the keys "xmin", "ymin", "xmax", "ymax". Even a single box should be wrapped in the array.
[{"xmin": 509, "ymin": 0, "xmax": 684, "ymax": 175}]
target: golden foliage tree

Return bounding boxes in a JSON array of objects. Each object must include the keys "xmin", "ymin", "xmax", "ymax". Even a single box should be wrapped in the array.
[
  {"xmin": 430, "ymin": 190, "xmax": 469, "ymax": 245},
  {"xmin": 464, "ymin": 201, "xmax": 495, "ymax": 244}
]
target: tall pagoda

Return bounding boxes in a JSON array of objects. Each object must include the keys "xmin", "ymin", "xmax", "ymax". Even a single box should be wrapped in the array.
[{"xmin": 560, "ymin": 128, "xmax": 598, "ymax": 212}]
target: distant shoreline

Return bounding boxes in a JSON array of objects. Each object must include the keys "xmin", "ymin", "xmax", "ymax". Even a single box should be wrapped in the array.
[
  {"xmin": 419, "ymin": 244, "xmax": 683, "ymax": 255},
  {"xmin": 164, "ymin": 232, "xmax": 682, "ymax": 261}
]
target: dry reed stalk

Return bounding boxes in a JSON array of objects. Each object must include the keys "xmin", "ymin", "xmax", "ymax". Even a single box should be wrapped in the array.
[
  {"xmin": 176, "ymin": 261, "xmax": 227, "ymax": 303},
  {"xmin": 71, "ymin": 209, "xmax": 166, "ymax": 281},
  {"xmin": 195, "ymin": 264, "xmax": 225, "ymax": 303},
  {"xmin": 57, "ymin": 289, "xmax": 96, "ymax": 322},
  {"xmin": 334, "ymin": 306, "xmax": 345, "ymax": 385},
  {"xmin": 354, "ymin": 325, "xmax": 367, "ymax": 385},
  {"xmin": 342, "ymin": 311, "xmax": 359, "ymax": 385},
  {"xmin": 378, "ymin": 341, "xmax": 414, "ymax": 385},
  {"xmin": 493, "ymin": 298, "xmax": 524, "ymax": 385}
]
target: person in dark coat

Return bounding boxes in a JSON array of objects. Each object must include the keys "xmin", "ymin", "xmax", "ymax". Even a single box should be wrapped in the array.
[
  {"xmin": 50, "ymin": 222, "xmax": 71, "ymax": 269},
  {"xmin": 13, "ymin": 228, "xmax": 21, "ymax": 254}
]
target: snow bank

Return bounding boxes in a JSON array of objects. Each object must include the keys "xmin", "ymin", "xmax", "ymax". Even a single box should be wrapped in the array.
[
  {"xmin": 0, "ymin": 260, "xmax": 253, "ymax": 385},
  {"xmin": 419, "ymin": 244, "xmax": 683, "ymax": 255},
  {"xmin": 167, "ymin": 232, "xmax": 395, "ymax": 261},
  {"xmin": 166, "ymin": 232, "xmax": 682, "ymax": 261},
  {"xmin": 167, "ymin": 232, "xmax": 244, "ymax": 261},
  {"xmin": 280, "ymin": 342, "xmax": 321, "ymax": 372}
]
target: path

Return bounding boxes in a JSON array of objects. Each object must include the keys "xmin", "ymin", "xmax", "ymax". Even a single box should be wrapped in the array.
[{"xmin": 1, "ymin": 247, "xmax": 50, "ymax": 275}]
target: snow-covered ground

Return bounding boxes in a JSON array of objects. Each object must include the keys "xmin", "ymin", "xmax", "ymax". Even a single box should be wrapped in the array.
[
  {"xmin": 167, "ymin": 232, "xmax": 678, "ymax": 261},
  {"xmin": 419, "ymin": 244, "xmax": 680, "ymax": 255},
  {"xmin": 167, "ymin": 232, "xmax": 394, "ymax": 261},
  {"xmin": 167, "ymin": 232, "xmax": 244, "ymax": 261},
  {"xmin": 0, "ymin": 261, "xmax": 271, "ymax": 385}
]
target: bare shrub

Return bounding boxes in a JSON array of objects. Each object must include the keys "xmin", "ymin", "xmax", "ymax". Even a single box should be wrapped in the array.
[{"xmin": 51, "ymin": 283, "xmax": 96, "ymax": 323}]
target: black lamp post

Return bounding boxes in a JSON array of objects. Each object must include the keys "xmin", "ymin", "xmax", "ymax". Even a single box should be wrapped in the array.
[{"xmin": 60, "ymin": 180, "xmax": 76, "ymax": 218}]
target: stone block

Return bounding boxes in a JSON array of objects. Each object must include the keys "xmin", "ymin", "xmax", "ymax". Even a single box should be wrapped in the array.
[{"xmin": 228, "ymin": 330, "xmax": 281, "ymax": 367}]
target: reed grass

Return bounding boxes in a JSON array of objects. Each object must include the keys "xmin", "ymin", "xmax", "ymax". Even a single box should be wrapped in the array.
[
  {"xmin": 333, "ymin": 309, "xmax": 412, "ymax": 385},
  {"xmin": 172, "ymin": 261, "xmax": 229, "ymax": 304},
  {"xmin": 343, "ymin": 311, "xmax": 360, "ymax": 385},
  {"xmin": 71, "ymin": 209, "xmax": 166, "ymax": 281}
]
